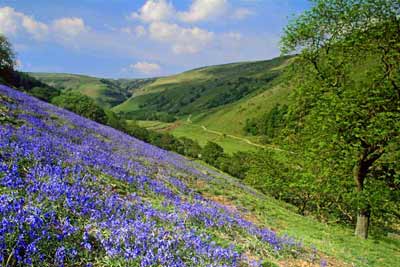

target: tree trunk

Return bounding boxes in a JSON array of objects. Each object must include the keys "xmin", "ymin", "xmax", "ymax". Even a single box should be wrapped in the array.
[
  {"xmin": 353, "ymin": 159, "xmax": 370, "ymax": 239},
  {"xmin": 355, "ymin": 209, "xmax": 370, "ymax": 239}
]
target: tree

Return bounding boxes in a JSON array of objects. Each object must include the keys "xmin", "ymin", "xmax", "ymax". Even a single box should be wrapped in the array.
[
  {"xmin": 0, "ymin": 35, "xmax": 15, "ymax": 83},
  {"xmin": 202, "ymin": 142, "xmax": 224, "ymax": 165},
  {"xmin": 30, "ymin": 86, "xmax": 61, "ymax": 101},
  {"xmin": 51, "ymin": 91, "xmax": 107, "ymax": 124},
  {"xmin": 281, "ymin": 0, "xmax": 400, "ymax": 238},
  {"xmin": 178, "ymin": 137, "xmax": 202, "ymax": 158}
]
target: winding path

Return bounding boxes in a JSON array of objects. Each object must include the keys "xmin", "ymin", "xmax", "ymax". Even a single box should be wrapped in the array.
[
  {"xmin": 184, "ymin": 115, "xmax": 292, "ymax": 153},
  {"xmin": 199, "ymin": 125, "xmax": 293, "ymax": 153}
]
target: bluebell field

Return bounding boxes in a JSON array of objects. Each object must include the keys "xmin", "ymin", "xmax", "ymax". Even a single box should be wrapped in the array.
[{"xmin": 0, "ymin": 85, "xmax": 304, "ymax": 266}]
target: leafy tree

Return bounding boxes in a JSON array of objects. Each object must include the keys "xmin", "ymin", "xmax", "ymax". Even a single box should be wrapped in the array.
[
  {"xmin": 281, "ymin": 0, "xmax": 400, "ymax": 238},
  {"xmin": 52, "ymin": 91, "xmax": 107, "ymax": 124},
  {"xmin": 30, "ymin": 86, "xmax": 61, "ymax": 101},
  {"xmin": 219, "ymin": 152, "xmax": 252, "ymax": 179},
  {"xmin": 0, "ymin": 35, "xmax": 15, "ymax": 84},
  {"xmin": 202, "ymin": 142, "xmax": 225, "ymax": 165},
  {"xmin": 126, "ymin": 121, "xmax": 151, "ymax": 142},
  {"xmin": 178, "ymin": 137, "xmax": 202, "ymax": 158},
  {"xmin": 104, "ymin": 109, "xmax": 127, "ymax": 131}
]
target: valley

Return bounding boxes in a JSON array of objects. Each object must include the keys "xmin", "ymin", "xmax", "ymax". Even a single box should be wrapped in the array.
[
  {"xmin": 31, "ymin": 56, "xmax": 294, "ymax": 154},
  {"xmin": 1, "ymin": 1, "xmax": 399, "ymax": 266}
]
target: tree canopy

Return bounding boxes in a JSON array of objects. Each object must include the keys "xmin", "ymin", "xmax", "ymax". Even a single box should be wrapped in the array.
[
  {"xmin": 52, "ymin": 91, "xmax": 108, "ymax": 124},
  {"xmin": 281, "ymin": 0, "xmax": 400, "ymax": 239},
  {"xmin": 0, "ymin": 35, "xmax": 15, "ymax": 84}
]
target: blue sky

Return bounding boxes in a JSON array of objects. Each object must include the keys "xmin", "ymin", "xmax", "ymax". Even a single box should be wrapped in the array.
[{"xmin": 0, "ymin": 0, "xmax": 310, "ymax": 78}]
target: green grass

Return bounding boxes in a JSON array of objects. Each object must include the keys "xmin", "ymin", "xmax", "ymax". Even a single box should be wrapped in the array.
[
  {"xmin": 112, "ymin": 94, "xmax": 148, "ymax": 113},
  {"xmin": 186, "ymin": 162, "xmax": 400, "ymax": 267},
  {"xmin": 171, "ymin": 123, "xmax": 258, "ymax": 154},
  {"xmin": 136, "ymin": 120, "xmax": 173, "ymax": 131},
  {"xmin": 134, "ymin": 119, "xmax": 258, "ymax": 154},
  {"xmin": 29, "ymin": 72, "xmax": 152, "ymax": 108},
  {"xmin": 196, "ymin": 82, "xmax": 293, "ymax": 137},
  {"xmin": 113, "ymin": 56, "xmax": 294, "ymax": 116},
  {"xmin": 32, "ymin": 57, "xmax": 295, "ymax": 141}
]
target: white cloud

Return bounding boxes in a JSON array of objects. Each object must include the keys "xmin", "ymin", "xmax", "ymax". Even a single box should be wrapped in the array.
[
  {"xmin": 149, "ymin": 21, "xmax": 214, "ymax": 54},
  {"xmin": 130, "ymin": 61, "xmax": 161, "ymax": 74},
  {"xmin": 130, "ymin": 0, "xmax": 175, "ymax": 22},
  {"xmin": 130, "ymin": 0, "xmax": 251, "ymax": 24},
  {"xmin": 52, "ymin": 17, "xmax": 87, "ymax": 39},
  {"xmin": 231, "ymin": 8, "xmax": 254, "ymax": 20},
  {"xmin": 178, "ymin": 0, "xmax": 228, "ymax": 23},
  {"xmin": 0, "ymin": 7, "xmax": 88, "ymax": 43},
  {"xmin": 0, "ymin": 6, "xmax": 48, "ymax": 40},
  {"xmin": 21, "ymin": 16, "xmax": 49, "ymax": 39}
]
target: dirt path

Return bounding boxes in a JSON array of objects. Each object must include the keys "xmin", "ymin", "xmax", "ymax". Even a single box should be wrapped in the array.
[
  {"xmin": 199, "ymin": 125, "xmax": 292, "ymax": 153},
  {"xmin": 184, "ymin": 114, "xmax": 293, "ymax": 153}
]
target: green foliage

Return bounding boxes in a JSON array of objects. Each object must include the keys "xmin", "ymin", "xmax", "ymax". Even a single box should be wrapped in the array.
[
  {"xmin": 104, "ymin": 109, "xmax": 127, "ymax": 131},
  {"xmin": 218, "ymin": 152, "xmax": 252, "ymax": 180},
  {"xmin": 52, "ymin": 91, "xmax": 107, "ymax": 124},
  {"xmin": 125, "ymin": 120, "xmax": 152, "ymax": 142},
  {"xmin": 29, "ymin": 86, "xmax": 61, "ymax": 101},
  {"xmin": 0, "ymin": 35, "xmax": 15, "ymax": 84},
  {"xmin": 280, "ymin": 0, "xmax": 400, "ymax": 238},
  {"xmin": 178, "ymin": 137, "xmax": 202, "ymax": 158},
  {"xmin": 202, "ymin": 142, "xmax": 225, "ymax": 165},
  {"xmin": 119, "ymin": 110, "xmax": 176, "ymax": 122},
  {"xmin": 244, "ymin": 104, "xmax": 288, "ymax": 139}
]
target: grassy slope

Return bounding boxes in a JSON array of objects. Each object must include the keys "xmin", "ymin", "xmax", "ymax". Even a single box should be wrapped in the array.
[
  {"xmin": 190, "ymin": 82, "xmax": 292, "ymax": 137},
  {"xmin": 3, "ymin": 83, "xmax": 398, "ymax": 267},
  {"xmin": 191, "ymin": 163, "xmax": 400, "ymax": 267},
  {"xmin": 135, "ymin": 120, "xmax": 258, "ymax": 154},
  {"xmin": 116, "ymin": 56, "xmax": 294, "ymax": 153},
  {"xmin": 30, "ymin": 57, "xmax": 294, "ymax": 152},
  {"xmin": 113, "ymin": 56, "xmax": 293, "ymax": 115},
  {"xmin": 171, "ymin": 123, "xmax": 258, "ymax": 154},
  {"xmin": 148, "ymin": 78, "xmax": 292, "ymax": 153},
  {"xmin": 30, "ymin": 72, "xmax": 152, "ymax": 108}
]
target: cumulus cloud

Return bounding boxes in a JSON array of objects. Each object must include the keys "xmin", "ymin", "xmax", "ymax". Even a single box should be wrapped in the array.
[
  {"xmin": 126, "ymin": 0, "xmax": 254, "ymax": 53},
  {"xmin": 52, "ymin": 17, "xmax": 87, "ymax": 39},
  {"xmin": 0, "ymin": 6, "xmax": 48, "ymax": 40},
  {"xmin": 130, "ymin": 0, "xmax": 175, "ymax": 22},
  {"xmin": 149, "ymin": 21, "xmax": 214, "ymax": 54},
  {"xmin": 130, "ymin": 0, "xmax": 252, "ymax": 24},
  {"xmin": 178, "ymin": 0, "xmax": 228, "ymax": 23},
  {"xmin": 130, "ymin": 61, "xmax": 161, "ymax": 74},
  {"xmin": 0, "ymin": 6, "xmax": 88, "ymax": 43}
]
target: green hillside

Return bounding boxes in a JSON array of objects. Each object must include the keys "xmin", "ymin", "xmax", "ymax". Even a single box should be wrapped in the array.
[
  {"xmin": 30, "ymin": 72, "xmax": 153, "ymax": 108},
  {"xmin": 28, "ymin": 55, "xmax": 295, "ymax": 154},
  {"xmin": 113, "ymin": 56, "xmax": 293, "ymax": 116},
  {"xmin": 111, "ymin": 56, "xmax": 295, "ymax": 151},
  {"xmin": 1, "ymin": 85, "xmax": 399, "ymax": 267}
]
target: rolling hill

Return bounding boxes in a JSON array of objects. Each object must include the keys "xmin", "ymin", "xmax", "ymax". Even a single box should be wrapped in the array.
[
  {"xmin": 29, "ymin": 56, "xmax": 295, "ymax": 153},
  {"xmin": 30, "ymin": 72, "xmax": 153, "ymax": 108},
  {"xmin": 113, "ymin": 56, "xmax": 295, "ymax": 151},
  {"xmin": 113, "ymin": 56, "xmax": 293, "ymax": 117}
]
